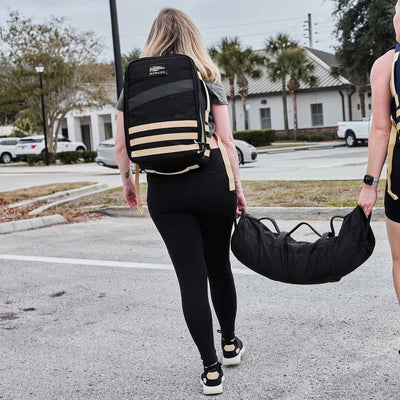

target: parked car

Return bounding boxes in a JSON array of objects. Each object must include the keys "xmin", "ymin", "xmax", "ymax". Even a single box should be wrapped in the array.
[
  {"xmin": 337, "ymin": 118, "xmax": 371, "ymax": 147},
  {"xmin": 235, "ymin": 139, "xmax": 257, "ymax": 164},
  {"xmin": 0, "ymin": 137, "xmax": 21, "ymax": 164},
  {"xmin": 96, "ymin": 137, "xmax": 118, "ymax": 168},
  {"xmin": 96, "ymin": 137, "xmax": 258, "ymax": 168},
  {"xmin": 15, "ymin": 135, "xmax": 87, "ymax": 161}
]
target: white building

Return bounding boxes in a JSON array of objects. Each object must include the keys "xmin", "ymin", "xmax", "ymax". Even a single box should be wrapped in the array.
[
  {"xmin": 60, "ymin": 83, "xmax": 118, "ymax": 151},
  {"xmin": 224, "ymin": 47, "xmax": 371, "ymax": 132}
]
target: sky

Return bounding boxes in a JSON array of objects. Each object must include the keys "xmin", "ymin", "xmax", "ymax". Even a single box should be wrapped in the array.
[{"xmin": 0, "ymin": 0, "xmax": 338, "ymax": 62}]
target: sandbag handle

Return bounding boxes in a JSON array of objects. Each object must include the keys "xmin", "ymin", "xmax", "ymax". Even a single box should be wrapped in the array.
[
  {"xmin": 234, "ymin": 208, "xmax": 246, "ymax": 228},
  {"xmin": 287, "ymin": 221, "xmax": 323, "ymax": 238},
  {"xmin": 258, "ymin": 216, "xmax": 281, "ymax": 234},
  {"xmin": 330, "ymin": 206, "xmax": 372, "ymax": 236}
]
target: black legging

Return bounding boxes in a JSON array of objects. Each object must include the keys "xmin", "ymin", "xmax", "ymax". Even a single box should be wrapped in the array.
[{"xmin": 147, "ymin": 148, "xmax": 238, "ymax": 366}]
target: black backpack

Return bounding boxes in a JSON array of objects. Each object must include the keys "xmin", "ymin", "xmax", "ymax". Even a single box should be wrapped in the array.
[{"xmin": 123, "ymin": 54, "xmax": 211, "ymax": 175}]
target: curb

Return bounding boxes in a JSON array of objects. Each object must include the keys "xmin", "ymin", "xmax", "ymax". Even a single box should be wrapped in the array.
[
  {"xmin": 257, "ymin": 142, "xmax": 346, "ymax": 155},
  {"xmin": 89, "ymin": 206, "xmax": 386, "ymax": 220},
  {"xmin": 28, "ymin": 184, "xmax": 114, "ymax": 216},
  {"xmin": 0, "ymin": 214, "xmax": 67, "ymax": 235},
  {"xmin": 9, "ymin": 183, "xmax": 107, "ymax": 209},
  {"xmin": 90, "ymin": 206, "xmax": 149, "ymax": 218},
  {"xmin": 244, "ymin": 206, "xmax": 385, "ymax": 220}
]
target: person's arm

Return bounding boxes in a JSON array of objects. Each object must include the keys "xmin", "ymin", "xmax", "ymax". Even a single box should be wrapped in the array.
[
  {"xmin": 115, "ymin": 110, "xmax": 138, "ymax": 209},
  {"xmin": 358, "ymin": 50, "xmax": 393, "ymax": 215},
  {"xmin": 212, "ymin": 104, "xmax": 247, "ymax": 215}
]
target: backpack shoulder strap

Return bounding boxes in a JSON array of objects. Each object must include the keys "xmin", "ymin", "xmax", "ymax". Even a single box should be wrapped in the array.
[{"xmin": 387, "ymin": 44, "xmax": 400, "ymax": 200}]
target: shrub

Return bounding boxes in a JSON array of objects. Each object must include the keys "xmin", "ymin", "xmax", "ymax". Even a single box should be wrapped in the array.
[
  {"xmin": 27, "ymin": 150, "xmax": 97, "ymax": 165},
  {"xmin": 277, "ymin": 132, "xmax": 337, "ymax": 142},
  {"xmin": 27, "ymin": 152, "xmax": 57, "ymax": 165},
  {"xmin": 233, "ymin": 129, "xmax": 276, "ymax": 146},
  {"xmin": 79, "ymin": 150, "xmax": 97, "ymax": 163},
  {"xmin": 298, "ymin": 132, "xmax": 337, "ymax": 142},
  {"xmin": 57, "ymin": 151, "xmax": 81, "ymax": 164}
]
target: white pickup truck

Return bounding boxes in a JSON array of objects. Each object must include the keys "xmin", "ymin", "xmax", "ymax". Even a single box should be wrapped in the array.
[{"xmin": 336, "ymin": 118, "xmax": 371, "ymax": 147}]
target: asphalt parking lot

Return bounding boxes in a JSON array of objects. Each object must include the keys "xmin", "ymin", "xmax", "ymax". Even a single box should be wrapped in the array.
[{"xmin": 1, "ymin": 216, "xmax": 399, "ymax": 400}]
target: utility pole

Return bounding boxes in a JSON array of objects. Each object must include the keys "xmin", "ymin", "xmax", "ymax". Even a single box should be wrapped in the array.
[
  {"xmin": 109, "ymin": 0, "xmax": 123, "ymax": 98},
  {"xmin": 304, "ymin": 13, "xmax": 313, "ymax": 48}
]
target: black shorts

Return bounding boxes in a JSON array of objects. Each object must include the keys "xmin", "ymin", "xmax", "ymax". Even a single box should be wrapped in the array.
[{"xmin": 385, "ymin": 142, "xmax": 400, "ymax": 223}]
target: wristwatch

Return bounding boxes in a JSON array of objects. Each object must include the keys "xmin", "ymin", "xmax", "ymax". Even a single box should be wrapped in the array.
[{"xmin": 363, "ymin": 174, "xmax": 379, "ymax": 185}]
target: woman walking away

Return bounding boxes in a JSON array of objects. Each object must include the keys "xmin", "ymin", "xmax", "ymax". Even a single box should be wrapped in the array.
[
  {"xmin": 358, "ymin": 1, "xmax": 400, "ymax": 305},
  {"xmin": 114, "ymin": 8, "xmax": 247, "ymax": 395}
]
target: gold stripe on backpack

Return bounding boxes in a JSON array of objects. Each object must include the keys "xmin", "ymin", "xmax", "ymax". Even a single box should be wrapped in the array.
[
  {"xmin": 130, "ymin": 132, "xmax": 198, "ymax": 146},
  {"xmin": 131, "ymin": 144, "xmax": 199, "ymax": 158},
  {"xmin": 129, "ymin": 120, "xmax": 198, "ymax": 134}
]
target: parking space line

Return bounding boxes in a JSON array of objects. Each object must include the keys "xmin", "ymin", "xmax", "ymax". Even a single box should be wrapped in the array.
[{"xmin": 0, "ymin": 255, "xmax": 256, "ymax": 275}]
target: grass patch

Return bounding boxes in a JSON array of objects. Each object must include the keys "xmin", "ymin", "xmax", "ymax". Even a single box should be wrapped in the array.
[
  {"xmin": 41, "ymin": 184, "xmax": 149, "ymax": 223},
  {"xmin": 0, "ymin": 182, "xmax": 96, "ymax": 223},
  {"xmin": 0, "ymin": 180, "xmax": 385, "ymax": 225},
  {"xmin": 241, "ymin": 180, "xmax": 385, "ymax": 207},
  {"xmin": 0, "ymin": 182, "xmax": 96, "ymax": 204}
]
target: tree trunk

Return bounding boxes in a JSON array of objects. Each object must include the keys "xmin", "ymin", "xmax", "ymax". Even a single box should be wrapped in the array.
[
  {"xmin": 237, "ymin": 75, "xmax": 249, "ymax": 130},
  {"xmin": 282, "ymin": 76, "xmax": 289, "ymax": 135},
  {"xmin": 48, "ymin": 122, "xmax": 55, "ymax": 153},
  {"xmin": 242, "ymin": 99, "xmax": 249, "ymax": 130},
  {"xmin": 291, "ymin": 92, "xmax": 298, "ymax": 140},
  {"xmin": 287, "ymin": 76, "xmax": 300, "ymax": 140},
  {"xmin": 229, "ymin": 76, "xmax": 237, "ymax": 131},
  {"xmin": 54, "ymin": 112, "xmax": 67, "ymax": 144},
  {"xmin": 358, "ymin": 90, "xmax": 366, "ymax": 118}
]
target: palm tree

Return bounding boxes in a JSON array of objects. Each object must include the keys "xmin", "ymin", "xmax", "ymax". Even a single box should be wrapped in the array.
[
  {"xmin": 209, "ymin": 37, "xmax": 242, "ymax": 131},
  {"xmin": 265, "ymin": 34, "xmax": 298, "ymax": 135},
  {"xmin": 236, "ymin": 49, "xmax": 264, "ymax": 130},
  {"xmin": 279, "ymin": 48, "xmax": 317, "ymax": 139}
]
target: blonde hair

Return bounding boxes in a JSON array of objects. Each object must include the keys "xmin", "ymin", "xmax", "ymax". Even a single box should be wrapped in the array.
[{"xmin": 141, "ymin": 8, "xmax": 220, "ymax": 82}]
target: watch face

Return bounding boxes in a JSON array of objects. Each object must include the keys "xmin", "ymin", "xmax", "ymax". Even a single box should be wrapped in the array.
[{"xmin": 364, "ymin": 175, "xmax": 373, "ymax": 185}]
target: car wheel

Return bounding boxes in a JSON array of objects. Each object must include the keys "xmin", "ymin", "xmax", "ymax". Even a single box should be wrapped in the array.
[
  {"xmin": 76, "ymin": 146, "xmax": 85, "ymax": 151},
  {"xmin": 236, "ymin": 148, "xmax": 243, "ymax": 165},
  {"xmin": 345, "ymin": 131, "xmax": 357, "ymax": 147},
  {"xmin": 1, "ymin": 152, "xmax": 12, "ymax": 164}
]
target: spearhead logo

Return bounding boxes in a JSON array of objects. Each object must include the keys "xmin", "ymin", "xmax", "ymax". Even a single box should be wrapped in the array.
[{"xmin": 149, "ymin": 65, "xmax": 167, "ymax": 76}]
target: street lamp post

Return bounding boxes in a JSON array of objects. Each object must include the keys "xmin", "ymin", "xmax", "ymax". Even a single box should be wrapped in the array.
[
  {"xmin": 35, "ymin": 63, "xmax": 49, "ymax": 166},
  {"xmin": 109, "ymin": 0, "xmax": 123, "ymax": 98}
]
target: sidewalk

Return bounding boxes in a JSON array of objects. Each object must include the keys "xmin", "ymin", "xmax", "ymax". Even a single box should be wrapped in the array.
[{"xmin": 257, "ymin": 141, "xmax": 346, "ymax": 154}]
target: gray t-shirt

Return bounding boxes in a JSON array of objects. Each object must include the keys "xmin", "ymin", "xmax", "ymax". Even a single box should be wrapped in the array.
[{"xmin": 115, "ymin": 80, "xmax": 228, "ymax": 111}]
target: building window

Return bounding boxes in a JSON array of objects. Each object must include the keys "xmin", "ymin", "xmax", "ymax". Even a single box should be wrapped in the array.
[
  {"xmin": 357, "ymin": 104, "xmax": 361, "ymax": 110},
  {"xmin": 104, "ymin": 123, "xmax": 113, "ymax": 140},
  {"xmin": 311, "ymin": 103, "xmax": 324, "ymax": 126},
  {"xmin": 368, "ymin": 103, "xmax": 372, "ymax": 110},
  {"xmin": 62, "ymin": 127, "xmax": 68, "ymax": 139},
  {"xmin": 260, "ymin": 108, "xmax": 271, "ymax": 129}
]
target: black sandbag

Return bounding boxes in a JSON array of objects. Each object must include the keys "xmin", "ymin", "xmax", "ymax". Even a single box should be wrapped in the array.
[{"xmin": 231, "ymin": 205, "xmax": 375, "ymax": 285}]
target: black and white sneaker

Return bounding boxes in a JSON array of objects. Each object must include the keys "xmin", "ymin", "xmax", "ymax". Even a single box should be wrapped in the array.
[
  {"xmin": 200, "ymin": 361, "xmax": 224, "ymax": 395},
  {"xmin": 222, "ymin": 336, "xmax": 245, "ymax": 366}
]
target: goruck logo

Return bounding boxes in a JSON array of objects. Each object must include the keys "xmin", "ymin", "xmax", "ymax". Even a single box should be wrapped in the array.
[{"xmin": 149, "ymin": 65, "xmax": 167, "ymax": 76}]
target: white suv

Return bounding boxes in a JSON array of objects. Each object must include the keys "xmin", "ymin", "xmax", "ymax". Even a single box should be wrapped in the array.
[
  {"xmin": 0, "ymin": 137, "xmax": 21, "ymax": 164},
  {"xmin": 16, "ymin": 135, "xmax": 87, "ymax": 161}
]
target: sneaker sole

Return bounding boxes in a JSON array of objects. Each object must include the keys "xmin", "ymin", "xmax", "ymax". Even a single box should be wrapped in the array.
[
  {"xmin": 223, "ymin": 346, "xmax": 245, "ymax": 366},
  {"xmin": 200, "ymin": 376, "xmax": 225, "ymax": 395}
]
